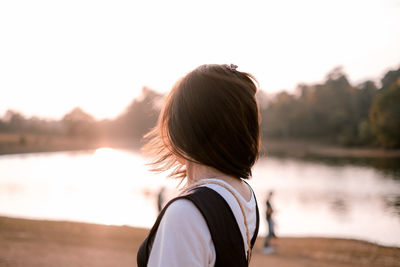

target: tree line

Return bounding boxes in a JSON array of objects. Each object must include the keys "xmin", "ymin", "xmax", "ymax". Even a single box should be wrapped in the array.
[
  {"xmin": 1, "ymin": 65, "xmax": 399, "ymax": 148},
  {"xmin": 259, "ymin": 66, "xmax": 400, "ymax": 148}
]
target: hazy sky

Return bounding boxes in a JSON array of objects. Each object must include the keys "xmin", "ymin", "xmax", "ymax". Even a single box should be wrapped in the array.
[{"xmin": 1, "ymin": 0, "xmax": 400, "ymax": 119}]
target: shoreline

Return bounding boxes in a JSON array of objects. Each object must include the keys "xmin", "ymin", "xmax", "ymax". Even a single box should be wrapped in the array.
[
  {"xmin": 262, "ymin": 138, "xmax": 400, "ymax": 158},
  {"xmin": 1, "ymin": 216, "xmax": 399, "ymax": 267},
  {"xmin": 0, "ymin": 133, "xmax": 141, "ymax": 156},
  {"xmin": 1, "ymin": 133, "xmax": 400, "ymax": 159}
]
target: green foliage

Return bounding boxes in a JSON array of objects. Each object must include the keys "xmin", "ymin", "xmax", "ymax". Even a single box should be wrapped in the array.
[
  {"xmin": 357, "ymin": 120, "xmax": 375, "ymax": 145},
  {"xmin": 260, "ymin": 67, "xmax": 379, "ymax": 146},
  {"xmin": 261, "ymin": 92, "xmax": 298, "ymax": 138},
  {"xmin": 370, "ymin": 78, "xmax": 400, "ymax": 148},
  {"xmin": 1, "ymin": 66, "xmax": 399, "ymax": 149}
]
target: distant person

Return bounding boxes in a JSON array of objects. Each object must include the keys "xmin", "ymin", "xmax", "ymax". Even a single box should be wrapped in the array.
[
  {"xmin": 137, "ymin": 64, "xmax": 261, "ymax": 267},
  {"xmin": 157, "ymin": 187, "xmax": 165, "ymax": 213},
  {"xmin": 263, "ymin": 191, "xmax": 276, "ymax": 254}
]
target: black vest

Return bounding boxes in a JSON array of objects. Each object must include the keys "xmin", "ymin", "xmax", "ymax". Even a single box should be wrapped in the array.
[{"xmin": 137, "ymin": 186, "xmax": 259, "ymax": 267}]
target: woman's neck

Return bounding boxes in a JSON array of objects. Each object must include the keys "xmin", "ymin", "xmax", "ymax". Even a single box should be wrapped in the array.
[
  {"xmin": 187, "ymin": 162, "xmax": 218, "ymax": 183},
  {"xmin": 185, "ymin": 161, "xmax": 252, "ymax": 201},
  {"xmin": 186, "ymin": 161, "xmax": 239, "ymax": 185}
]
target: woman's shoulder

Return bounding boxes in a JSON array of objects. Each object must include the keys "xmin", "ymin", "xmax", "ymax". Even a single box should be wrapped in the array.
[
  {"xmin": 162, "ymin": 187, "xmax": 229, "ymax": 220},
  {"xmin": 149, "ymin": 199, "xmax": 216, "ymax": 267},
  {"xmin": 163, "ymin": 198, "xmax": 201, "ymax": 219},
  {"xmin": 160, "ymin": 197, "xmax": 212, "ymax": 235}
]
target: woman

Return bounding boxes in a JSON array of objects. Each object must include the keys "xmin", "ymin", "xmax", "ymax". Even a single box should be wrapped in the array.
[{"xmin": 137, "ymin": 64, "xmax": 260, "ymax": 267}]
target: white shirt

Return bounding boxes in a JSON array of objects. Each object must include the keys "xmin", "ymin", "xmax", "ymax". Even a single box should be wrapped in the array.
[{"xmin": 148, "ymin": 178, "xmax": 257, "ymax": 267}]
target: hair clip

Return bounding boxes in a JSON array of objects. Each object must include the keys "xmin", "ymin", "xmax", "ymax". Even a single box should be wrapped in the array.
[{"xmin": 226, "ymin": 64, "xmax": 238, "ymax": 71}]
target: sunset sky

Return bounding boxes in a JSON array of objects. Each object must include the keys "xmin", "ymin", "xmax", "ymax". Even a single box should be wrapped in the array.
[{"xmin": 1, "ymin": 0, "xmax": 400, "ymax": 119}]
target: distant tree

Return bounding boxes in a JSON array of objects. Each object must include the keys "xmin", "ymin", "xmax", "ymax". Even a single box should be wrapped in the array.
[
  {"xmin": 0, "ymin": 110, "xmax": 64, "ymax": 135},
  {"xmin": 0, "ymin": 119, "xmax": 5, "ymax": 131},
  {"xmin": 260, "ymin": 92, "xmax": 298, "ymax": 138},
  {"xmin": 113, "ymin": 87, "xmax": 162, "ymax": 141},
  {"xmin": 357, "ymin": 81, "xmax": 378, "ymax": 118},
  {"xmin": 2, "ymin": 110, "xmax": 26, "ymax": 132},
  {"xmin": 381, "ymin": 68, "xmax": 400, "ymax": 90},
  {"xmin": 355, "ymin": 81, "xmax": 378, "ymax": 145},
  {"xmin": 62, "ymin": 107, "xmax": 97, "ymax": 139},
  {"xmin": 259, "ymin": 66, "xmax": 382, "ymax": 146},
  {"xmin": 370, "ymin": 76, "xmax": 400, "ymax": 148}
]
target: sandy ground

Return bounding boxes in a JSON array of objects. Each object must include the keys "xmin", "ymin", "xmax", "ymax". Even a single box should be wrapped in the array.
[{"xmin": 0, "ymin": 216, "xmax": 399, "ymax": 267}]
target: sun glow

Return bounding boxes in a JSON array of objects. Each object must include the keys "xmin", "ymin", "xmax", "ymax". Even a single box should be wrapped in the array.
[{"xmin": 0, "ymin": 0, "xmax": 399, "ymax": 119}]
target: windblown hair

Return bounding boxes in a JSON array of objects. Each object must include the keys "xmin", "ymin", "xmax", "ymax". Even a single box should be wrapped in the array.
[{"xmin": 143, "ymin": 64, "xmax": 260, "ymax": 179}]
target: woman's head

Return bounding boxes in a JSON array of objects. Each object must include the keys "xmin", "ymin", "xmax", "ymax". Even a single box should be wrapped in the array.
[{"xmin": 144, "ymin": 64, "xmax": 260, "ymax": 179}]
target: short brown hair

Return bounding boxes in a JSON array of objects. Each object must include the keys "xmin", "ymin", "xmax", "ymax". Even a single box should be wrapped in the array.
[{"xmin": 143, "ymin": 64, "xmax": 260, "ymax": 179}]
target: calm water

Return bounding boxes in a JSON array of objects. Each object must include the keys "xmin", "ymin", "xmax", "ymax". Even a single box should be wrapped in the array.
[{"xmin": 1, "ymin": 148, "xmax": 399, "ymax": 247}]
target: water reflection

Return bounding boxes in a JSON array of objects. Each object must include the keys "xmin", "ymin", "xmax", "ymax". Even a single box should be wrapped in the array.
[
  {"xmin": 329, "ymin": 197, "xmax": 349, "ymax": 217},
  {"xmin": 296, "ymin": 155, "xmax": 400, "ymax": 180},
  {"xmin": 382, "ymin": 195, "xmax": 400, "ymax": 216},
  {"xmin": 0, "ymin": 148, "xmax": 399, "ymax": 247},
  {"xmin": 250, "ymin": 156, "xmax": 400, "ymax": 246}
]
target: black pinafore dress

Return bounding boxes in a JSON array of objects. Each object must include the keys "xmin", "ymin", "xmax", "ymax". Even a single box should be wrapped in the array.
[{"xmin": 137, "ymin": 186, "xmax": 260, "ymax": 267}]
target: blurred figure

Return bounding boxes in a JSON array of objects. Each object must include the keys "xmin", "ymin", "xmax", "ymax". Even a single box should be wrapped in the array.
[
  {"xmin": 157, "ymin": 187, "xmax": 165, "ymax": 213},
  {"xmin": 263, "ymin": 191, "xmax": 276, "ymax": 254}
]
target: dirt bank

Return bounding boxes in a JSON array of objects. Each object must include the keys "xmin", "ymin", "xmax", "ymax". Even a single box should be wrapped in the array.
[{"xmin": 0, "ymin": 216, "xmax": 398, "ymax": 267}]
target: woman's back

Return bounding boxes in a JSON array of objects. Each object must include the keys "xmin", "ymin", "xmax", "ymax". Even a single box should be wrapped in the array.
[{"xmin": 139, "ymin": 181, "xmax": 259, "ymax": 267}]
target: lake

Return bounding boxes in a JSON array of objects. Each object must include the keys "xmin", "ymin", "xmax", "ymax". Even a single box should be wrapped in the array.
[{"xmin": 1, "ymin": 148, "xmax": 399, "ymax": 247}]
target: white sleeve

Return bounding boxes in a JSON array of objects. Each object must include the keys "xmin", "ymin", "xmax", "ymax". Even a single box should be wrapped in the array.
[{"xmin": 147, "ymin": 199, "xmax": 216, "ymax": 267}]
